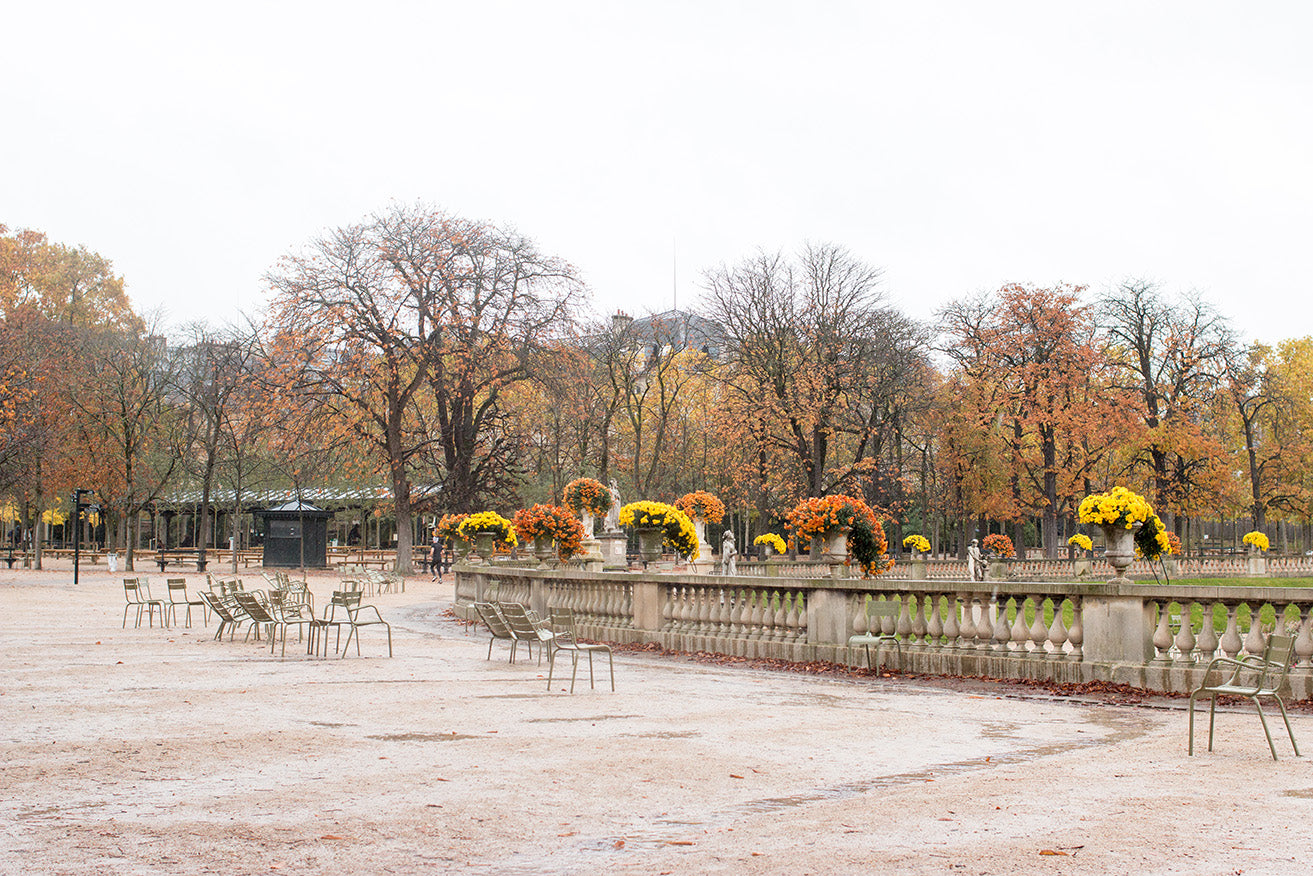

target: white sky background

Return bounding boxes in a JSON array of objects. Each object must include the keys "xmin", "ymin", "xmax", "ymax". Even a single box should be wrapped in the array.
[{"xmin": 4, "ymin": 1, "xmax": 1311, "ymax": 345}]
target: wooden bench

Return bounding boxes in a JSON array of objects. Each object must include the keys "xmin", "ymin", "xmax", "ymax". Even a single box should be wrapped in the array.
[{"xmin": 154, "ymin": 550, "xmax": 211, "ymax": 572}]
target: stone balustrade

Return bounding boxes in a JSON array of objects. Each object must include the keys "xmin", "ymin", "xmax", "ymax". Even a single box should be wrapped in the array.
[{"xmin": 455, "ymin": 565, "xmax": 1313, "ymax": 698}]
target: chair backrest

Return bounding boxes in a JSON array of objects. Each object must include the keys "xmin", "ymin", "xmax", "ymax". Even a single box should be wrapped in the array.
[
  {"xmin": 866, "ymin": 598, "xmax": 901, "ymax": 629},
  {"xmin": 123, "ymin": 579, "xmax": 143, "ymax": 603},
  {"xmin": 234, "ymin": 591, "xmax": 275, "ymax": 624},
  {"xmin": 326, "ymin": 590, "xmax": 362, "ymax": 621},
  {"xmin": 498, "ymin": 603, "xmax": 542, "ymax": 640},
  {"xmin": 201, "ymin": 591, "xmax": 236, "ymax": 622},
  {"xmin": 1259, "ymin": 633, "xmax": 1297, "ymax": 691},
  {"xmin": 549, "ymin": 608, "xmax": 577, "ymax": 636},
  {"xmin": 167, "ymin": 578, "xmax": 188, "ymax": 601},
  {"xmin": 474, "ymin": 602, "xmax": 514, "ymax": 638}
]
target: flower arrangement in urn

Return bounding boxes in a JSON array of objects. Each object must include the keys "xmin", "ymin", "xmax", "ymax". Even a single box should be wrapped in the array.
[
  {"xmin": 674, "ymin": 491, "xmax": 726, "ymax": 523},
  {"xmin": 562, "ymin": 477, "xmax": 612, "ymax": 518},
  {"xmin": 435, "ymin": 513, "xmax": 468, "ymax": 542},
  {"xmin": 754, "ymin": 533, "xmax": 787, "ymax": 556},
  {"xmin": 619, "ymin": 501, "xmax": 699, "ymax": 558},
  {"xmin": 1243, "ymin": 531, "xmax": 1270, "ymax": 553},
  {"xmin": 785, "ymin": 494, "xmax": 892, "ymax": 577},
  {"xmin": 1067, "ymin": 533, "xmax": 1093, "ymax": 553},
  {"xmin": 1078, "ymin": 485, "xmax": 1170, "ymax": 561},
  {"xmin": 1164, "ymin": 532, "xmax": 1183, "ymax": 556},
  {"xmin": 902, "ymin": 534, "xmax": 931, "ymax": 554},
  {"xmin": 512, "ymin": 504, "xmax": 585, "ymax": 560},
  {"xmin": 981, "ymin": 533, "xmax": 1014, "ymax": 558},
  {"xmin": 456, "ymin": 511, "xmax": 518, "ymax": 547}
]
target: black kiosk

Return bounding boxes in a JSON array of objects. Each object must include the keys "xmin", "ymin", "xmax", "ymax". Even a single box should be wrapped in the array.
[{"xmin": 258, "ymin": 500, "xmax": 333, "ymax": 569}]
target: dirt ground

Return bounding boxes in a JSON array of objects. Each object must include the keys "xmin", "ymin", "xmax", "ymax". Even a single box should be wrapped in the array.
[{"xmin": 3, "ymin": 566, "xmax": 1313, "ymax": 875}]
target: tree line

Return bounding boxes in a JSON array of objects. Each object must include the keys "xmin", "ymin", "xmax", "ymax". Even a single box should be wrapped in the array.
[{"xmin": 4, "ymin": 206, "xmax": 1312, "ymax": 573}]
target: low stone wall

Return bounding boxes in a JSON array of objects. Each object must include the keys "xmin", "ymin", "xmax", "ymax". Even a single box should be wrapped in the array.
[{"xmin": 454, "ymin": 564, "xmax": 1313, "ymax": 698}]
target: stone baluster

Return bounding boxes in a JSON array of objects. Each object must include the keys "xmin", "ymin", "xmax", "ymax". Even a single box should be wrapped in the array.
[
  {"xmin": 992, "ymin": 598, "xmax": 1011, "ymax": 651},
  {"xmin": 1219, "ymin": 604, "xmax": 1243, "ymax": 658},
  {"xmin": 794, "ymin": 591, "xmax": 808, "ymax": 642},
  {"xmin": 1045, "ymin": 597, "xmax": 1067, "ymax": 659},
  {"xmin": 1294, "ymin": 604, "xmax": 1313, "ymax": 668},
  {"xmin": 1277, "ymin": 601, "xmax": 1297, "ymax": 636},
  {"xmin": 786, "ymin": 591, "xmax": 803, "ymax": 641},
  {"xmin": 1195, "ymin": 602, "xmax": 1219, "ymax": 661},
  {"xmin": 772, "ymin": 591, "xmax": 788, "ymax": 641},
  {"xmin": 959, "ymin": 595, "xmax": 978, "ymax": 649},
  {"xmin": 1243, "ymin": 604, "xmax": 1266, "ymax": 656},
  {"xmin": 748, "ymin": 589, "xmax": 766, "ymax": 640},
  {"xmin": 1173, "ymin": 602, "xmax": 1197, "ymax": 663},
  {"xmin": 1065, "ymin": 597, "xmax": 1083, "ymax": 660},
  {"xmin": 1152, "ymin": 602, "xmax": 1174, "ymax": 661},
  {"xmin": 926, "ymin": 594, "xmax": 944, "ymax": 647},
  {"xmin": 760, "ymin": 591, "xmax": 779, "ymax": 641},
  {"xmin": 698, "ymin": 585, "xmax": 714, "ymax": 644},
  {"xmin": 896, "ymin": 596, "xmax": 913, "ymax": 642},
  {"xmin": 852, "ymin": 594, "xmax": 870, "ymax": 638},
  {"xmin": 1029, "ymin": 597, "xmax": 1049, "ymax": 655},
  {"xmin": 978, "ymin": 597, "xmax": 996, "ymax": 650},
  {"xmin": 709, "ymin": 586, "xmax": 726, "ymax": 637},
  {"xmin": 731, "ymin": 589, "xmax": 748, "ymax": 640},
  {"xmin": 1009, "ymin": 598, "xmax": 1029, "ymax": 652},
  {"xmin": 943, "ymin": 594, "xmax": 960, "ymax": 649}
]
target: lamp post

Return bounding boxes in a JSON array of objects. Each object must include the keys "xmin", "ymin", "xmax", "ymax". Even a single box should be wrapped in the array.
[{"xmin": 71, "ymin": 489, "xmax": 96, "ymax": 586}]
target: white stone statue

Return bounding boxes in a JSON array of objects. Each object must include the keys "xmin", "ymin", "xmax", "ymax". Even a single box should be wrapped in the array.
[
  {"xmin": 967, "ymin": 538, "xmax": 984, "ymax": 582},
  {"xmin": 721, "ymin": 529, "xmax": 737, "ymax": 576},
  {"xmin": 605, "ymin": 478, "xmax": 623, "ymax": 532}
]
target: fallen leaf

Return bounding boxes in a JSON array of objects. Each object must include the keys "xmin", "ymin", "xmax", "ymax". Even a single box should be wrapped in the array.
[
  {"xmin": 320, "ymin": 835, "xmax": 344, "ymax": 841},
  {"xmin": 729, "ymin": 774, "xmax": 744, "ymax": 779},
  {"xmin": 612, "ymin": 840, "xmax": 625, "ymax": 849},
  {"xmin": 1039, "ymin": 849, "xmax": 1068, "ymax": 856}
]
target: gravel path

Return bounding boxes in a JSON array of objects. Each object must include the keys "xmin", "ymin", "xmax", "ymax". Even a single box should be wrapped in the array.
[{"xmin": 3, "ymin": 568, "xmax": 1312, "ymax": 875}]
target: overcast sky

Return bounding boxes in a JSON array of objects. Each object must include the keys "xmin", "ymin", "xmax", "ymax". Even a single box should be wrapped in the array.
[{"xmin": 5, "ymin": 2, "xmax": 1311, "ymax": 345}]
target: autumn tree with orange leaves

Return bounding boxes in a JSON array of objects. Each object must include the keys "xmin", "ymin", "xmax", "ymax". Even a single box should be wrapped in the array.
[{"xmin": 939, "ymin": 283, "xmax": 1134, "ymax": 557}]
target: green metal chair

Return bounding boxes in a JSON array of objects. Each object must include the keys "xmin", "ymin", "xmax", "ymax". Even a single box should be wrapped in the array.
[
  {"xmin": 547, "ymin": 608, "xmax": 614, "ymax": 694},
  {"xmin": 847, "ymin": 597, "xmax": 902, "ymax": 670},
  {"xmin": 497, "ymin": 602, "xmax": 553, "ymax": 665},
  {"xmin": 200, "ymin": 591, "xmax": 241, "ymax": 641},
  {"xmin": 122, "ymin": 578, "xmax": 166, "ymax": 629},
  {"xmin": 338, "ymin": 594, "xmax": 392, "ymax": 659},
  {"xmin": 164, "ymin": 578, "xmax": 209, "ymax": 628},
  {"xmin": 473, "ymin": 602, "xmax": 518, "ymax": 661},
  {"xmin": 1189, "ymin": 632, "xmax": 1301, "ymax": 761}
]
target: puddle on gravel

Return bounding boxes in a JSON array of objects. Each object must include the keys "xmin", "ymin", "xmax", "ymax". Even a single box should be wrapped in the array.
[
  {"xmin": 366, "ymin": 732, "xmax": 482, "ymax": 742},
  {"xmin": 526, "ymin": 715, "xmax": 641, "ymax": 723},
  {"xmin": 734, "ymin": 710, "xmax": 1146, "ymax": 816}
]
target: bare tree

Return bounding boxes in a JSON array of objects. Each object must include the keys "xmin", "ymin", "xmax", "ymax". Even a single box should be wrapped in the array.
[
  {"xmin": 701, "ymin": 242, "xmax": 904, "ymax": 499},
  {"xmin": 1100, "ymin": 280, "xmax": 1235, "ymax": 519}
]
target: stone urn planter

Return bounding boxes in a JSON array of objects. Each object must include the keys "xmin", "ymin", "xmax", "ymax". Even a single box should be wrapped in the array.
[
  {"xmin": 1101, "ymin": 523, "xmax": 1138, "ymax": 581},
  {"xmin": 986, "ymin": 558, "xmax": 1009, "ymax": 581},
  {"xmin": 823, "ymin": 527, "xmax": 850, "ymax": 562},
  {"xmin": 472, "ymin": 532, "xmax": 496, "ymax": 564},
  {"xmin": 452, "ymin": 536, "xmax": 471, "ymax": 562},
  {"xmin": 1073, "ymin": 556, "xmax": 1093, "ymax": 577},
  {"xmin": 760, "ymin": 543, "xmax": 776, "ymax": 560},
  {"xmin": 533, "ymin": 534, "xmax": 555, "ymax": 567},
  {"xmin": 909, "ymin": 551, "xmax": 928, "ymax": 580},
  {"xmin": 636, "ymin": 527, "xmax": 664, "ymax": 564}
]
